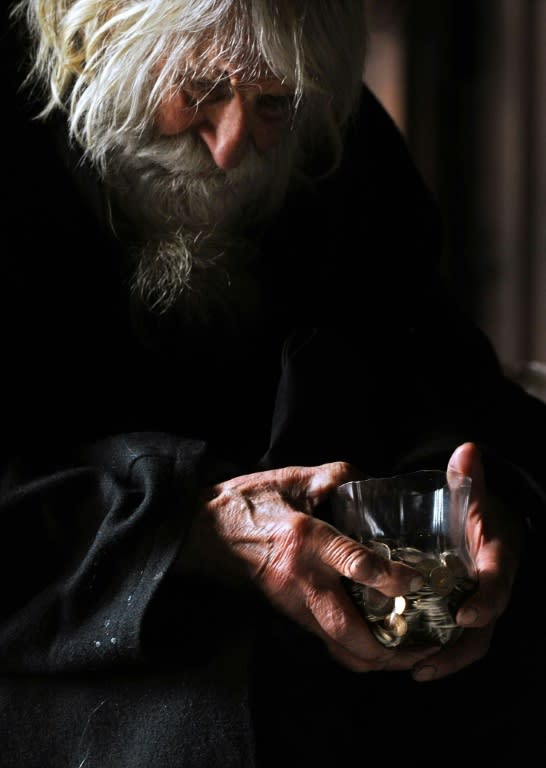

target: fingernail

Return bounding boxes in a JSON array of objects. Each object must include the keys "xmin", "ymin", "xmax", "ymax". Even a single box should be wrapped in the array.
[
  {"xmin": 413, "ymin": 665, "xmax": 437, "ymax": 682},
  {"xmin": 459, "ymin": 605, "xmax": 479, "ymax": 626},
  {"xmin": 410, "ymin": 575, "xmax": 425, "ymax": 592}
]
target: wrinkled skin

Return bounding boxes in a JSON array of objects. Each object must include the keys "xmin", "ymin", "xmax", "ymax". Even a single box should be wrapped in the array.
[{"xmin": 180, "ymin": 443, "xmax": 521, "ymax": 680}]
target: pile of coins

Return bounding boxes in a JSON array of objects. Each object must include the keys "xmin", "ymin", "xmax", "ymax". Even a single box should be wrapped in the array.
[{"xmin": 349, "ymin": 540, "xmax": 477, "ymax": 648}]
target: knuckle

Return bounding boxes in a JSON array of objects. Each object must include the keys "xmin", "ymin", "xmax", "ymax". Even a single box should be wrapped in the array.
[
  {"xmin": 337, "ymin": 541, "xmax": 388, "ymax": 583},
  {"xmin": 321, "ymin": 531, "xmax": 356, "ymax": 565},
  {"xmin": 286, "ymin": 511, "xmax": 315, "ymax": 541},
  {"xmin": 344, "ymin": 546, "xmax": 373, "ymax": 579},
  {"xmin": 308, "ymin": 590, "xmax": 350, "ymax": 642},
  {"xmin": 327, "ymin": 460, "xmax": 354, "ymax": 483},
  {"xmin": 324, "ymin": 611, "xmax": 351, "ymax": 643},
  {"xmin": 271, "ymin": 512, "xmax": 313, "ymax": 566},
  {"xmin": 280, "ymin": 465, "xmax": 305, "ymax": 485}
]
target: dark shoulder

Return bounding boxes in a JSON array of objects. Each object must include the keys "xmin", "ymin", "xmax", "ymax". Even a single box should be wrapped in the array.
[
  {"xmin": 315, "ymin": 84, "xmax": 443, "ymax": 273},
  {"xmin": 341, "ymin": 85, "xmax": 438, "ymax": 215}
]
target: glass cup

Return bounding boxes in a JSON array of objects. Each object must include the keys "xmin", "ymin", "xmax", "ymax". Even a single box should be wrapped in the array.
[{"xmin": 332, "ymin": 469, "xmax": 477, "ymax": 649}]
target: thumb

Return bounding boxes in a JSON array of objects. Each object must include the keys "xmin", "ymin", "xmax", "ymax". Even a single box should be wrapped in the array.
[{"xmin": 447, "ymin": 442, "xmax": 485, "ymax": 497}]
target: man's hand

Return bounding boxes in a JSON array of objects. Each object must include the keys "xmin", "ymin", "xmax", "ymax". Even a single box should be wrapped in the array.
[
  {"xmin": 411, "ymin": 442, "xmax": 522, "ymax": 681},
  {"xmin": 181, "ymin": 461, "xmax": 436, "ymax": 673}
]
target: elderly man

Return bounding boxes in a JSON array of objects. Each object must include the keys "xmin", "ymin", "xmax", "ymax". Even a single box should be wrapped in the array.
[{"xmin": 1, "ymin": 1, "xmax": 545, "ymax": 766}]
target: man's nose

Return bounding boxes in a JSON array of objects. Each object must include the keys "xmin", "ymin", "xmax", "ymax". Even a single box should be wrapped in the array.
[
  {"xmin": 197, "ymin": 92, "xmax": 253, "ymax": 170},
  {"xmin": 197, "ymin": 92, "xmax": 278, "ymax": 170}
]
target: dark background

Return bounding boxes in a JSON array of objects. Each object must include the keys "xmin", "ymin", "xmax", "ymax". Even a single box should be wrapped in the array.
[{"xmin": 364, "ymin": 0, "xmax": 545, "ymax": 372}]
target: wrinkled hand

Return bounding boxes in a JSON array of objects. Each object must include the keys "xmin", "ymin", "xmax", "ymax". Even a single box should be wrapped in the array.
[
  {"xmin": 411, "ymin": 442, "xmax": 522, "ymax": 682},
  {"xmin": 182, "ymin": 461, "xmax": 435, "ymax": 673}
]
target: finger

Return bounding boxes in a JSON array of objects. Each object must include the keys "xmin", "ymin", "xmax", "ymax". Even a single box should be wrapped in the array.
[
  {"xmin": 316, "ymin": 524, "xmax": 425, "ymax": 596},
  {"xmin": 304, "ymin": 583, "xmax": 392, "ymax": 671},
  {"xmin": 447, "ymin": 441, "xmax": 485, "ymax": 497},
  {"xmin": 302, "ymin": 461, "xmax": 362, "ymax": 505},
  {"xmin": 456, "ymin": 567, "xmax": 512, "ymax": 629},
  {"xmin": 324, "ymin": 635, "xmax": 439, "ymax": 673},
  {"xmin": 318, "ymin": 605, "xmax": 441, "ymax": 673},
  {"xmin": 300, "ymin": 569, "xmax": 440, "ymax": 673},
  {"xmin": 299, "ymin": 575, "xmax": 437, "ymax": 672},
  {"xmin": 411, "ymin": 624, "xmax": 494, "ymax": 682},
  {"xmin": 448, "ymin": 443, "xmax": 518, "ymax": 623}
]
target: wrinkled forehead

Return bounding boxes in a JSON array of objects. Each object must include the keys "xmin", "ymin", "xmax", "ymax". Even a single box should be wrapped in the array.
[
  {"xmin": 173, "ymin": 30, "xmax": 288, "ymax": 85},
  {"xmin": 161, "ymin": 11, "xmax": 298, "ymax": 90},
  {"xmin": 179, "ymin": 47, "xmax": 284, "ymax": 88}
]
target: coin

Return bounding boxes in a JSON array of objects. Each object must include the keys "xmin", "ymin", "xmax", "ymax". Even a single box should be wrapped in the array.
[
  {"xmin": 353, "ymin": 539, "xmax": 476, "ymax": 648},
  {"xmin": 442, "ymin": 551, "xmax": 468, "ymax": 578},
  {"xmin": 429, "ymin": 565, "xmax": 455, "ymax": 596},
  {"xmin": 385, "ymin": 612, "xmax": 408, "ymax": 637},
  {"xmin": 393, "ymin": 546, "xmax": 424, "ymax": 565},
  {"xmin": 413, "ymin": 557, "xmax": 439, "ymax": 578},
  {"xmin": 371, "ymin": 623, "xmax": 402, "ymax": 648},
  {"xmin": 368, "ymin": 541, "xmax": 391, "ymax": 560}
]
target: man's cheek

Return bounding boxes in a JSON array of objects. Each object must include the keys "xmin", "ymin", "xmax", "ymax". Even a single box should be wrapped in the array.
[{"xmin": 156, "ymin": 92, "xmax": 196, "ymax": 136}]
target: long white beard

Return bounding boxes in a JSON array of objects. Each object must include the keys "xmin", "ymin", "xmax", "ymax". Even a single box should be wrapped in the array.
[{"xmin": 104, "ymin": 129, "xmax": 299, "ymax": 323}]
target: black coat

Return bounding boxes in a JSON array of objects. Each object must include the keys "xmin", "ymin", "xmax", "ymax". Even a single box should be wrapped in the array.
[{"xmin": 1, "ymin": 7, "xmax": 545, "ymax": 767}]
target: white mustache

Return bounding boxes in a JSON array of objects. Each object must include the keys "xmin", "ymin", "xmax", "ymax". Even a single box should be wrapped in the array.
[
  {"xmin": 106, "ymin": 125, "xmax": 300, "ymax": 317},
  {"xmin": 130, "ymin": 130, "xmax": 274, "ymax": 188},
  {"xmin": 113, "ymin": 126, "xmax": 298, "ymax": 234},
  {"xmin": 133, "ymin": 132, "xmax": 220, "ymax": 177}
]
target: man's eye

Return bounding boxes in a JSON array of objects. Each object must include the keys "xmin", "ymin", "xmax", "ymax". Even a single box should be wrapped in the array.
[
  {"xmin": 256, "ymin": 94, "xmax": 293, "ymax": 120},
  {"xmin": 183, "ymin": 79, "xmax": 231, "ymax": 107}
]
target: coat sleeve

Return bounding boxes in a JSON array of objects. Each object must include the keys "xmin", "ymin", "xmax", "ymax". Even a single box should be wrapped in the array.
[
  {"xmin": 0, "ymin": 16, "xmax": 259, "ymax": 677},
  {"xmin": 0, "ymin": 433, "xmax": 218, "ymax": 673}
]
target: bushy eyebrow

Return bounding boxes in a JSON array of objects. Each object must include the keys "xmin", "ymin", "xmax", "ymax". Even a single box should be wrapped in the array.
[{"xmin": 183, "ymin": 66, "xmax": 293, "ymax": 92}]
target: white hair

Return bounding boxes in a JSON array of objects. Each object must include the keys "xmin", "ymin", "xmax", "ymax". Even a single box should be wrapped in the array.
[
  {"xmin": 13, "ymin": 0, "xmax": 367, "ymax": 175},
  {"xmin": 11, "ymin": 1, "xmax": 368, "ymax": 321}
]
